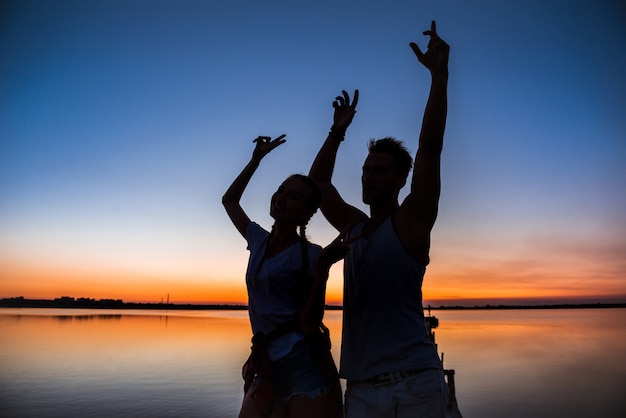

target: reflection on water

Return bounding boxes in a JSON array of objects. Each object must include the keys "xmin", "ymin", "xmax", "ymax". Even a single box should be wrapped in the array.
[
  {"xmin": 433, "ymin": 309, "xmax": 626, "ymax": 418},
  {"xmin": 1, "ymin": 308, "xmax": 625, "ymax": 417},
  {"xmin": 1, "ymin": 309, "xmax": 253, "ymax": 417}
]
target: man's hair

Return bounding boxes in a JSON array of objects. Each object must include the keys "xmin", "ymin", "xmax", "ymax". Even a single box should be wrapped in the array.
[{"xmin": 367, "ymin": 137, "xmax": 413, "ymax": 178}]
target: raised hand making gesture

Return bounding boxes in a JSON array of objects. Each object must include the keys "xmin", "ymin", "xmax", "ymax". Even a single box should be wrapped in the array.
[
  {"xmin": 222, "ymin": 134, "xmax": 287, "ymax": 238},
  {"xmin": 223, "ymin": 128, "xmax": 344, "ymax": 416},
  {"xmin": 308, "ymin": 20, "xmax": 452, "ymax": 417},
  {"xmin": 410, "ymin": 20, "xmax": 449, "ymax": 73},
  {"xmin": 252, "ymin": 134, "xmax": 286, "ymax": 161},
  {"xmin": 330, "ymin": 89, "xmax": 359, "ymax": 139}
]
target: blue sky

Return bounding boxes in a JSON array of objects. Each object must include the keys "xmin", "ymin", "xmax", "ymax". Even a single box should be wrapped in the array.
[{"xmin": 1, "ymin": 0, "xmax": 625, "ymax": 304}]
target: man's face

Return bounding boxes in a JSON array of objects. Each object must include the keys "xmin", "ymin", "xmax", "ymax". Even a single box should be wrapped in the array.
[{"xmin": 361, "ymin": 153, "xmax": 404, "ymax": 206}]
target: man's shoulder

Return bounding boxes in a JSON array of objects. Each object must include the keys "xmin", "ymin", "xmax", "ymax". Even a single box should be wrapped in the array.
[{"xmin": 392, "ymin": 208, "xmax": 431, "ymax": 265}]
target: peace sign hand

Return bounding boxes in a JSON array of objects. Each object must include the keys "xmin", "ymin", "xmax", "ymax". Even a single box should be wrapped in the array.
[
  {"xmin": 410, "ymin": 21, "xmax": 449, "ymax": 74},
  {"xmin": 252, "ymin": 134, "xmax": 286, "ymax": 161}
]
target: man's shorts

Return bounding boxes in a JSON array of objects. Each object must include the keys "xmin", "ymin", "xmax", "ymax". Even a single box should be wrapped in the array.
[{"xmin": 345, "ymin": 368, "xmax": 448, "ymax": 418}]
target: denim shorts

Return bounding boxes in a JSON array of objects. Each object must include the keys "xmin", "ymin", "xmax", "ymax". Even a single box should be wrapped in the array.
[{"xmin": 270, "ymin": 338, "xmax": 329, "ymax": 402}]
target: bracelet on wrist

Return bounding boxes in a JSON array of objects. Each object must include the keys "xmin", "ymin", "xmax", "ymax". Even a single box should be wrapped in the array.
[{"xmin": 329, "ymin": 126, "xmax": 345, "ymax": 141}]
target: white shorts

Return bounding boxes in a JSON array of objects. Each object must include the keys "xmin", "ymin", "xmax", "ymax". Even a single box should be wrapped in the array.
[{"xmin": 345, "ymin": 368, "xmax": 448, "ymax": 418}]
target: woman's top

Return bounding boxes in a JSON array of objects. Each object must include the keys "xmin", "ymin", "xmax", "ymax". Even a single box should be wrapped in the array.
[{"xmin": 245, "ymin": 222, "xmax": 322, "ymax": 360}]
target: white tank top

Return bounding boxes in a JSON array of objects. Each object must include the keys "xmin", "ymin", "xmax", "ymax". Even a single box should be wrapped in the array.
[{"xmin": 340, "ymin": 216, "xmax": 441, "ymax": 380}]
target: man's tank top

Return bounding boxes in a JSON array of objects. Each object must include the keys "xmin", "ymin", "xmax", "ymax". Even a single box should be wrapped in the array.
[{"xmin": 339, "ymin": 216, "xmax": 441, "ymax": 381}]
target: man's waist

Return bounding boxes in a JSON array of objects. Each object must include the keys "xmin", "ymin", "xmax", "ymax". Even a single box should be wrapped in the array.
[{"xmin": 350, "ymin": 368, "xmax": 440, "ymax": 387}]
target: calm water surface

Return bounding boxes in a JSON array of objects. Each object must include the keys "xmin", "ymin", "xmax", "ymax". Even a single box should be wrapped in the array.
[{"xmin": 1, "ymin": 308, "xmax": 625, "ymax": 417}]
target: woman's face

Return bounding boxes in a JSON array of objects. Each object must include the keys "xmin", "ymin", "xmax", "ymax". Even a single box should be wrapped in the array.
[{"xmin": 270, "ymin": 177, "xmax": 315, "ymax": 226}]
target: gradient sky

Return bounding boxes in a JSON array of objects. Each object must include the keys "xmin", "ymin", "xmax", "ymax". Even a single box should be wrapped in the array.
[{"xmin": 1, "ymin": 0, "xmax": 625, "ymax": 305}]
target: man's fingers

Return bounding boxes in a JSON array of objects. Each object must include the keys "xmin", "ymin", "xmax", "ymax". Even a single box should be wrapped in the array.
[
  {"xmin": 424, "ymin": 21, "xmax": 441, "ymax": 41},
  {"xmin": 423, "ymin": 21, "xmax": 437, "ymax": 37},
  {"xmin": 342, "ymin": 90, "xmax": 350, "ymax": 104},
  {"xmin": 410, "ymin": 42, "xmax": 423, "ymax": 58},
  {"xmin": 342, "ymin": 89, "xmax": 359, "ymax": 109},
  {"xmin": 415, "ymin": 21, "xmax": 440, "ymax": 56},
  {"xmin": 275, "ymin": 134, "xmax": 286, "ymax": 141}
]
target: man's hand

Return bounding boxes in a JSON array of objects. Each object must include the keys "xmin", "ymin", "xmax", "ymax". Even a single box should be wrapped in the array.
[
  {"xmin": 410, "ymin": 21, "xmax": 449, "ymax": 74},
  {"xmin": 251, "ymin": 134, "xmax": 286, "ymax": 161},
  {"xmin": 332, "ymin": 89, "xmax": 359, "ymax": 135}
]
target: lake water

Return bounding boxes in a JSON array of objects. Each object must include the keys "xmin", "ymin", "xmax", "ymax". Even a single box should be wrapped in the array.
[{"xmin": 1, "ymin": 308, "xmax": 625, "ymax": 417}]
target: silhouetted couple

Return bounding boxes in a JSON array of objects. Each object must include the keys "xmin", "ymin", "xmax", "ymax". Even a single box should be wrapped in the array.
[{"xmin": 223, "ymin": 20, "xmax": 450, "ymax": 418}]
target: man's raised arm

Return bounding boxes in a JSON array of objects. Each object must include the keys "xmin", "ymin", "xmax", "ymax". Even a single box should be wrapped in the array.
[
  {"xmin": 308, "ymin": 90, "xmax": 366, "ymax": 232},
  {"xmin": 405, "ymin": 21, "xmax": 450, "ymax": 229}
]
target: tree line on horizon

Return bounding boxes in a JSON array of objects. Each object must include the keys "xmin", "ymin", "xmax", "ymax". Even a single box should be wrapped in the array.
[{"xmin": 1, "ymin": 296, "xmax": 624, "ymax": 310}]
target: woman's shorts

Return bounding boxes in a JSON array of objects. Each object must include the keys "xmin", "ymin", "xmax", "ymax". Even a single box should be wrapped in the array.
[{"xmin": 270, "ymin": 338, "xmax": 329, "ymax": 402}]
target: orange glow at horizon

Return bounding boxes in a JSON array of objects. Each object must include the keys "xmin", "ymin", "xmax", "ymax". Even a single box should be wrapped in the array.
[{"xmin": 2, "ymin": 250, "xmax": 625, "ymax": 305}]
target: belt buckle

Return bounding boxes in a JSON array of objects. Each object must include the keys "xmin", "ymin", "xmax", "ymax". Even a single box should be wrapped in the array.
[{"xmin": 372, "ymin": 372, "xmax": 395, "ymax": 388}]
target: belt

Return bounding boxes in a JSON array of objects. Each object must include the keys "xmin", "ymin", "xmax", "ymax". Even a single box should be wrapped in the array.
[{"xmin": 361, "ymin": 368, "xmax": 432, "ymax": 387}]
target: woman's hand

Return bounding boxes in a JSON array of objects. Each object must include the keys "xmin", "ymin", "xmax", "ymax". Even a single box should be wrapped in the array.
[
  {"xmin": 300, "ymin": 231, "xmax": 356, "ymax": 335},
  {"xmin": 252, "ymin": 134, "xmax": 286, "ymax": 161},
  {"xmin": 222, "ymin": 134, "xmax": 285, "ymax": 239},
  {"xmin": 316, "ymin": 230, "xmax": 356, "ymax": 274}
]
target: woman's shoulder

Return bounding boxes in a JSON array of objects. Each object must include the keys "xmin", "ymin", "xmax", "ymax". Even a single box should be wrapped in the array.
[
  {"xmin": 246, "ymin": 222, "xmax": 269, "ymax": 247},
  {"xmin": 247, "ymin": 221, "xmax": 269, "ymax": 235},
  {"xmin": 307, "ymin": 241, "xmax": 323, "ymax": 256}
]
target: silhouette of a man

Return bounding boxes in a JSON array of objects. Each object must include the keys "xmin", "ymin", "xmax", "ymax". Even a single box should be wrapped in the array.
[{"xmin": 309, "ymin": 21, "xmax": 450, "ymax": 417}]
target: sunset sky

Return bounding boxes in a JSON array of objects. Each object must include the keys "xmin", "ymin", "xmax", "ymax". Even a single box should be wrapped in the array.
[{"xmin": 1, "ymin": 0, "xmax": 625, "ymax": 306}]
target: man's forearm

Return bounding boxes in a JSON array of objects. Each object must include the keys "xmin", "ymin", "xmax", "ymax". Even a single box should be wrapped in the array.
[
  {"xmin": 308, "ymin": 132, "xmax": 343, "ymax": 184},
  {"xmin": 418, "ymin": 70, "xmax": 448, "ymax": 154}
]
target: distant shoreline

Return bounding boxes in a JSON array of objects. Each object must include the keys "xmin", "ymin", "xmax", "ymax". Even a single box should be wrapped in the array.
[{"xmin": 1, "ymin": 297, "xmax": 625, "ymax": 311}]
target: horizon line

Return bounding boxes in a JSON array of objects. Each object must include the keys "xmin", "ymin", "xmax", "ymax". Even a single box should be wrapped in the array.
[{"xmin": 2, "ymin": 296, "xmax": 625, "ymax": 310}]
